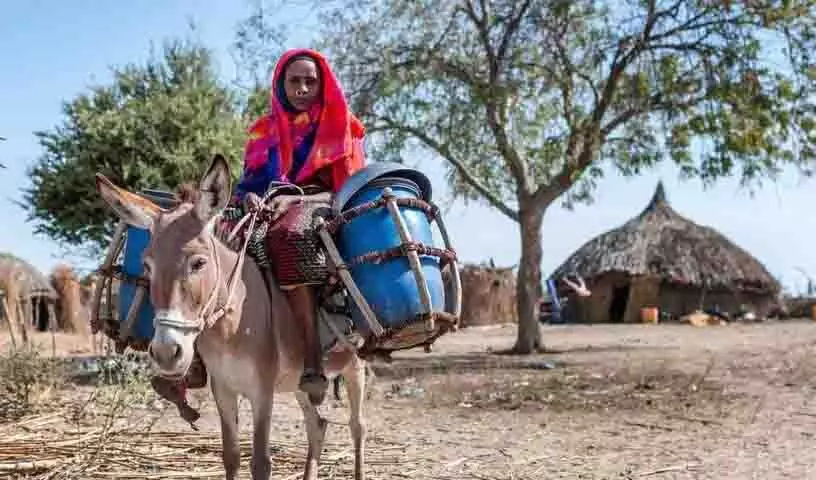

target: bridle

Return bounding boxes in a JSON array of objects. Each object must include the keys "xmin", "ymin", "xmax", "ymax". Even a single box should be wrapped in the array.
[{"xmin": 153, "ymin": 184, "xmax": 304, "ymax": 333}]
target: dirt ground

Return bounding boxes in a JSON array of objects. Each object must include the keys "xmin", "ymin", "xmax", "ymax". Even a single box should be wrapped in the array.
[{"xmin": 3, "ymin": 320, "xmax": 816, "ymax": 479}]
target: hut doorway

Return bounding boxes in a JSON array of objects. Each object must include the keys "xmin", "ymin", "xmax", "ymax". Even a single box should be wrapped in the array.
[
  {"xmin": 35, "ymin": 299, "xmax": 50, "ymax": 331},
  {"xmin": 609, "ymin": 283, "xmax": 630, "ymax": 323}
]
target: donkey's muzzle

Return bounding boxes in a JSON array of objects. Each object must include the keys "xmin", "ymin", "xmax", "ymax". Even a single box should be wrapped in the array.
[{"xmin": 149, "ymin": 341, "xmax": 182, "ymax": 369}]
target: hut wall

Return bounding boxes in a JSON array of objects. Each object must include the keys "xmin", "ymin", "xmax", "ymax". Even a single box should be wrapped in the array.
[
  {"xmin": 562, "ymin": 294, "xmax": 592, "ymax": 323},
  {"xmin": 569, "ymin": 274, "xmax": 777, "ymax": 323},
  {"xmin": 658, "ymin": 284, "xmax": 777, "ymax": 320},
  {"xmin": 623, "ymin": 276, "xmax": 660, "ymax": 323},
  {"xmin": 578, "ymin": 273, "xmax": 630, "ymax": 323},
  {"xmin": 458, "ymin": 264, "xmax": 517, "ymax": 327}
]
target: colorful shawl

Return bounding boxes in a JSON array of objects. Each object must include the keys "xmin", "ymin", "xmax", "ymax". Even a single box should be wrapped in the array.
[{"xmin": 234, "ymin": 48, "xmax": 366, "ymax": 201}]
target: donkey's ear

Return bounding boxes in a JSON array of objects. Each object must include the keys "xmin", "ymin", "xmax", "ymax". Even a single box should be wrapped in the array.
[
  {"xmin": 196, "ymin": 153, "xmax": 232, "ymax": 222},
  {"xmin": 95, "ymin": 173, "xmax": 161, "ymax": 229}
]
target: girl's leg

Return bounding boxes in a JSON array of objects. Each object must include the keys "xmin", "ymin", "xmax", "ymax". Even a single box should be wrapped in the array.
[{"xmin": 284, "ymin": 285, "xmax": 327, "ymax": 405}]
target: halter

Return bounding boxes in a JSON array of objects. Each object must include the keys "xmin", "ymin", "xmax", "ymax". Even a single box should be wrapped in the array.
[{"xmin": 154, "ymin": 184, "xmax": 304, "ymax": 333}]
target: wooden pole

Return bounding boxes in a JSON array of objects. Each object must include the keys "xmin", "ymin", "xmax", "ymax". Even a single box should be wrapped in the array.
[{"xmin": 0, "ymin": 295, "xmax": 18, "ymax": 350}]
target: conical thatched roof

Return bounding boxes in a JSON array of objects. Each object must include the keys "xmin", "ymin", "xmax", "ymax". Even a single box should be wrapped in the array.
[
  {"xmin": 0, "ymin": 252, "xmax": 58, "ymax": 300},
  {"xmin": 550, "ymin": 182, "xmax": 780, "ymax": 294}
]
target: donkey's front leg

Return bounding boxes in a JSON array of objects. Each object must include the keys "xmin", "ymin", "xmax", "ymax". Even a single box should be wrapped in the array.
[
  {"xmin": 249, "ymin": 395, "xmax": 273, "ymax": 479},
  {"xmin": 296, "ymin": 392, "xmax": 328, "ymax": 480},
  {"xmin": 342, "ymin": 358, "xmax": 368, "ymax": 480},
  {"xmin": 211, "ymin": 379, "xmax": 241, "ymax": 480}
]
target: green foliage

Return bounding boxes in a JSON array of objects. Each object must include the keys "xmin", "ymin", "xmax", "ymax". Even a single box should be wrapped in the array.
[{"xmin": 21, "ymin": 40, "xmax": 248, "ymax": 255}]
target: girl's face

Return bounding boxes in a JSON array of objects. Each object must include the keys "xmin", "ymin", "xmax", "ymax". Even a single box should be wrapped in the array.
[{"xmin": 283, "ymin": 58, "xmax": 321, "ymax": 111}]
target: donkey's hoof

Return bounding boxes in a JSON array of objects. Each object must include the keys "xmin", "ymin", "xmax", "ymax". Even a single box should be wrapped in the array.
[
  {"xmin": 308, "ymin": 390, "xmax": 326, "ymax": 406},
  {"xmin": 300, "ymin": 371, "xmax": 328, "ymax": 405}
]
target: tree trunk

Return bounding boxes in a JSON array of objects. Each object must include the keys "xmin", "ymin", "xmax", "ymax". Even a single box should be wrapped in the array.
[{"xmin": 512, "ymin": 206, "xmax": 544, "ymax": 354}]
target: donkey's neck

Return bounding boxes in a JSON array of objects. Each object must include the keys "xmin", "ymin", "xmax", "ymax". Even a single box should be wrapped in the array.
[
  {"xmin": 205, "ymin": 233, "xmax": 275, "ymax": 342},
  {"xmin": 199, "ymin": 227, "xmax": 302, "ymax": 381}
]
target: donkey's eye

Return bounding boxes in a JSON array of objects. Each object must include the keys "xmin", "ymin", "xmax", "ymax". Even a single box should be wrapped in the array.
[{"xmin": 189, "ymin": 257, "xmax": 207, "ymax": 273}]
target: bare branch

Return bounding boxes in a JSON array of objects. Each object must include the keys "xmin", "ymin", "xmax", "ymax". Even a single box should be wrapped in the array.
[
  {"xmin": 375, "ymin": 115, "xmax": 520, "ymax": 222},
  {"xmin": 484, "ymin": 103, "xmax": 531, "ymax": 197},
  {"xmin": 533, "ymin": 0, "xmax": 672, "ymax": 206},
  {"xmin": 463, "ymin": 0, "xmax": 498, "ymax": 80},
  {"xmin": 422, "ymin": 5, "xmax": 530, "ymax": 198},
  {"xmin": 496, "ymin": 0, "xmax": 534, "ymax": 66}
]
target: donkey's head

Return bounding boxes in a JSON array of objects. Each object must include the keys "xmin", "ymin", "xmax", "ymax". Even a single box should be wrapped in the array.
[{"xmin": 95, "ymin": 155, "xmax": 232, "ymax": 379}]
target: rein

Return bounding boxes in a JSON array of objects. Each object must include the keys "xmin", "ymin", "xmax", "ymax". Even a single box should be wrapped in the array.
[{"xmin": 154, "ymin": 184, "xmax": 305, "ymax": 333}]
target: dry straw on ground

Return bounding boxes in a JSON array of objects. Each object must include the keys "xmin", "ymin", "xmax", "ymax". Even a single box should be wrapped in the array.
[
  {"xmin": 0, "ymin": 346, "xmax": 410, "ymax": 480},
  {"xmin": 0, "ymin": 421, "xmax": 406, "ymax": 479}
]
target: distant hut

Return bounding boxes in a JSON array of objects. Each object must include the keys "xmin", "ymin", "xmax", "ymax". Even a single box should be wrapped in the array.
[
  {"xmin": 0, "ymin": 253, "xmax": 58, "ymax": 333},
  {"xmin": 458, "ymin": 261, "xmax": 517, "ymax": 327},
  {"xmin": 50, "ymin": 264, "xmax": 89, "ymax": 334},
  {"xmin": 550, "ymin": 182, "xmax": 781, "ymax": 323}
]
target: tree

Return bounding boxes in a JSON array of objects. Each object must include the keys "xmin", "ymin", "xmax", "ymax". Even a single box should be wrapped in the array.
[
  {"xmin": 251, "ymin": 0, "xmax": 816, "ymax": 353},
  {"xmin": 22, "ymin": 40, "xmax": 249, "ymax": 256}
]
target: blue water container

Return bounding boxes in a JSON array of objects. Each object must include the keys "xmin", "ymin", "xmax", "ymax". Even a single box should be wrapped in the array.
[
  {"xmin": 335, "ymin": 177, "xmax": 445, "ymax": 332},
  {"xmin": 117, "ymin": 226, "xmax": 155, "ymax": 341},
  {"xmin": 116, "ymin": 189, "xmax": 177, "ymax": 342}
]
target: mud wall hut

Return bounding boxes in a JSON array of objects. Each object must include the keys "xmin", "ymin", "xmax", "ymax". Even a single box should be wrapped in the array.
[
  {"xmin": 549, "ymin": 182, "xmax": 781, "ymax": 323},
  {"xmin": 0, "ymin": 253, "xmax": 58, "ymax": 334},
  {"xmin": 50, "ymin": 264, "xmax": 90, "ymax": 334},
  {"xmin": 458, "ymin": 261, "xmax": 517, "ymax": 327}
]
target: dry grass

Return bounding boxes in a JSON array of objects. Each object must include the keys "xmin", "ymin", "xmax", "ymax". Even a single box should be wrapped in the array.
[
  {"xmin": 0, "ymin": 424, "xmax": 407, "ymax": 479},
  {"xmin": 0, "ymin": 347, "xmax": 65, "ymax": 422}
]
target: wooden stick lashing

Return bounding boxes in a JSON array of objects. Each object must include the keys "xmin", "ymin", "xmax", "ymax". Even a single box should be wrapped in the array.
[
  {"xmin": 315, "ymin": 218, "xmax": 385, "ymax": 337},
  {"xmin": 118, "ymin": 284, "xmax": 146, "ymax": 348},
  {"xmin": 90, "ymin": 220, "xmax": 127, "ymax": 333},
  {"xmin": 382, "ymin": 188, "xmax": 435, "ymax": 332},
  {"xmin": 431, "ymin": 202, "xmax": 462, "ymax": 319}
]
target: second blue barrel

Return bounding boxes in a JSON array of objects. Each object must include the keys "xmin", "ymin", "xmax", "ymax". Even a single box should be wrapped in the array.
[{"xmin": 116, "ymin": 189, "xmax": 177, "ymax": 343}]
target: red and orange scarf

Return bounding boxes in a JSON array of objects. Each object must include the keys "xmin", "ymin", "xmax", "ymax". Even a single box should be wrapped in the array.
[{"xmin": 243, "ymin": 48, "xmax": 365, "ymax": 188}]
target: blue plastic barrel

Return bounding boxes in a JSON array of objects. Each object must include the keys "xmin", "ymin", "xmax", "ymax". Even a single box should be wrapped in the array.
[
  {"xmin": 335, "ymin": 177, "xmax": 445, "ymax": 332},
  {"xmin": 116, "ymin": 189, "xmax": 177, "ymax": 342},
  {"xmin": 117, "ymin": 227, "xmax": 155, "ymax": 341}
]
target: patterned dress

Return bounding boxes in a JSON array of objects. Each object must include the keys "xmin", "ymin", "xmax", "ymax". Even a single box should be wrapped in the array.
[{"xmin": 215, "ymin": 180, "xmax": 333, "ymax": 288}]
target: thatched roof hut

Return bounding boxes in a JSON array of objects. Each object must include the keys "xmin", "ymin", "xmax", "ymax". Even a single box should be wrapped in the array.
[
  {"xmin": 550, "ymin": 182, "xmax": 781, "ymax": 323},
  {"xmin": 0, "ymin": 253, "xmax": 58, "ymax": 333},
  {"xmin": 0, "ymin": 254, "xmax": 58, "ymax": 300}
]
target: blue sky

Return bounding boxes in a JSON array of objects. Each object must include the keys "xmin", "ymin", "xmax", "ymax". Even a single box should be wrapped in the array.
[{"xmin": 0, "ymin": 1, "xmax": 814, "ymax": 293}]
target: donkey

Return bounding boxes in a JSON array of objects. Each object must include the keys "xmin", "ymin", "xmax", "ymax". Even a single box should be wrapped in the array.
[{"xmin": 95, "ymin": 154, "xmax": 367, "ymax": 480}]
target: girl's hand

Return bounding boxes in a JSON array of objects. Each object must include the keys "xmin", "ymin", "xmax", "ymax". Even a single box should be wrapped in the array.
[
  {"xmin": 243, "ymin": 192, "xmax": 266, "ymax": 213},
  {"xmin": 268, "ymin": 195, "xmax": 303, "ymax": 222}
]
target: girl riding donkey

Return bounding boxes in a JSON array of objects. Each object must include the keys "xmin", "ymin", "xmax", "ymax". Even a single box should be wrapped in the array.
[{"xmin": 152, "ymin": 48, "xmax": 367, "ymax": 417}]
